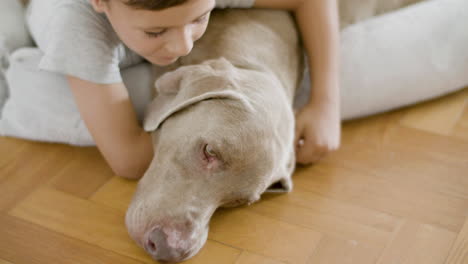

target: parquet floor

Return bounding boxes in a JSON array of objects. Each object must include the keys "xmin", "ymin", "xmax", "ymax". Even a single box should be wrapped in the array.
[{"xmin": 0, "ymin": 87, "xmax": 467, "ymax": 264}]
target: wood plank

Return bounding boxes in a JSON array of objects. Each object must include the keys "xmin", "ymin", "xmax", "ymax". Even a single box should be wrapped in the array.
[
  {"xmin": 8, "ymin": 187, "xmax": 240, "ymax": 264},
  {"xmin": 235, "ymin": 251, "xmax": 285, "ymax": 264},
  {"xmin": 0, "ymin": 140, "xmax": 65, "ymax": 181},
  {"xmin": 0, "ymin": 142, "xmax": 75, "ymax": 212},
  {"xmin": 307, "ymin": 235, "xmax": 381, "ymax": 264},
  {"xmin": 9, "ymin": 187, "xmax": 155, "ymax": 263},
  {"xmin": 383, "ymin": 125, "xmax": 468, "ymax": 166},
  {"xmin": 341, "ymin": 109, "xmax": 405, "ymax": 147},
  {"xmin": 444, "ymin": 217, "xmax": 468, "ymax": 264},
  {"xmin": 0, "ymin": 214, "xmax": 144, "ymax": 264},
  {"xmin": 248, "ymin": 189, "xmax": 397, "ymax": 248},
  {"xmin": 399, "ymin": 89, "xmax": 468, "ymax": 135},
  {"xmin": 377, "ymin": 220, "xmax": 456, "ymax": 264},
  {"xmin": 293, "ymin": 164, "xmax": 468, "ymax": 233},
  {"xmin": 0, "ymin": 137, "xmax": 28, "ymax": 169},
  {"xmin": 209, "ymin": 208, "xmax": 322, "ymax": 264},
  {"xmin": 90, "ymin": 176, "xmax": 137, "ymax": 211},
  {"xmin": 342, "ymin": 122, "xmax": 468, "ymax": 168},
  {"xmin": 187, "ymin": 242, "xmax": 240, "ymax": 264},
  {"xmin": 328, "ymin": 141, "xmax": 468, "ymax": 201},
  {"xmin": 341, "ymin": 106, "xmax": 468, "ymax": 171},
  {"xmin": 49, "ymin": 147, "xmax": 115, "ymax": 199},
  {"xmin": 452, "ymin": 106, "xmax": 468, "ymax": 142}
]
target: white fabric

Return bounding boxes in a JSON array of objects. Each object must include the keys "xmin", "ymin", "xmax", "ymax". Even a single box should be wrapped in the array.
[
  {"xmin": 0, "ymin": 0, "xmax": 32, "ymax": 53},
  {"xmin": 0, "ymin": 41, "xmax": 8, "ymax": 114},
  {"xmin": 295, "ymin": 0, "xmax": 468, "ymax": 118},
  {"xmin": 0, "ymin": 0, "xmax": 33, "ymax": 117},
  {"xmin": 0, "ymin": 48, "xmax": 155, "ymax": 146},
  {"xmin": 27, "ymin": 0, "xmax": 144, "ymax": 84},
  {"xmin": 338, "ymin": 0, "xmax": 468, "ymax": 119}
]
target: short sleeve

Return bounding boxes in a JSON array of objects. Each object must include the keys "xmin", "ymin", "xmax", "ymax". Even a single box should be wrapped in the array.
[
  {"xmin": 36, "ymin": 1, "xmax": 124, "ymax": 84},
  {"xmin": 215, "ymin": 0, "xmax": 255, "ymax": 8}
]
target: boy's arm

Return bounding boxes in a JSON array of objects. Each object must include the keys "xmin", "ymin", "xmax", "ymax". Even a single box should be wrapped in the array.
[
  {"xmin": 253, "ymin": 0, "xmax": 340, "ymax": 104},
  {"xmin": 254, "ymin": 0, "xmax": 341, "ymax": 164},
  {"xmin": 68, "ymin": 76, "xmax": 154, "ymax": 180}
]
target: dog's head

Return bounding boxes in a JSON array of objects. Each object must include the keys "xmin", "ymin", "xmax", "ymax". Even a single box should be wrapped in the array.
[{"xmin": 126, "ymin": 58, "xmax": 294, "ymax": 262}]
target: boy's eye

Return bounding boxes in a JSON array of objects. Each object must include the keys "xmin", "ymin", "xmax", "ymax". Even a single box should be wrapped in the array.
[
  {"xmin": 143, "ymin": 13, "xmax": 209, "ymax": 38},
  {"xmin": 145, "ymin": 30, "xmax": 166, "ymax": 38},
  {"xmin": 194, "ymin": 13, "xmax": 210, "ymax": 24}
]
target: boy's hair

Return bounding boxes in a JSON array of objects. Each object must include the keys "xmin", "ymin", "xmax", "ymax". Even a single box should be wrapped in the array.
[{"xmin": 122, "ymin": 0, "xmax": 189, "ymax": 10}]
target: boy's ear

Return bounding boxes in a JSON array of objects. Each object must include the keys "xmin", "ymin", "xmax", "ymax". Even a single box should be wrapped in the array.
[{"xmin": 89, "ymin": 0, "xmax": 108, "ymax": 13}]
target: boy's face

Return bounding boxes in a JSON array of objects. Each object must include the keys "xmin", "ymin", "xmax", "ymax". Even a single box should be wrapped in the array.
[{"xmin": 92, "ymin": 0, "xmax": 215, "ymax": 66}]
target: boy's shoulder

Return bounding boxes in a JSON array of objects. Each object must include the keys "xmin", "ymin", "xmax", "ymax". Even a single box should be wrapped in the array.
[{"xmin": 28, "ymin": 0, "xmax": 141, "ymax": 84}]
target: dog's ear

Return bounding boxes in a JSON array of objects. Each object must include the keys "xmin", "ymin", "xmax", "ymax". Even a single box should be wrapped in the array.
[
  {"xmin": 144, "ymin": 58, "xmax": 254, "ymax": 132},
  {"xmin": 154, "ymin": 57, "xmax": 235, "ymax": 95},
  {"xmin": 266, "ymin": 177, "xmax": 293, "ymax": 193},
  {"xmin": 265, "ymin": 147, "xmax": 295, "ymax": 193},
  {"xmin": 153, "ymin": 66, "xmax": 186, "ymax": 95}
]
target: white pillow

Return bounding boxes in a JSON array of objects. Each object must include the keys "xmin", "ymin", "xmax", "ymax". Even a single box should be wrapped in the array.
[
  {"xmin": 296, "ymin": 0, "xmax": 468, "ymax": 121},
  {"xmin": 0, "ymin": 43, "xmax": 8, "ymax": 112},
  {"xmin": 0, "ymin": 0, "xmax": 33, "ymax": 116},
  {"xmin": 0, "ymin": 0, "xmax": 32, "ymax": 53},
  {"xmin": 0, "ymin": 48, "xmax": 155, "ymax": 146},
  {"xmin": 337, "ymin": 0, "xmax": 468, "ymax": 119}
]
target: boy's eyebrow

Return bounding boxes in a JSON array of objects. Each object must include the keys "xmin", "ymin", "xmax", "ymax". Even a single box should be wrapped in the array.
[{"xmin": 141, "ymin": 7, "xmax": 215, "ymax": 31}]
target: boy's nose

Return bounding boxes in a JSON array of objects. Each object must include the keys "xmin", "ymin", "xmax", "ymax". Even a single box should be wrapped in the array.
[{"xmin": 167, "ymin": 27, "xmax": 194, "ymax": 57}]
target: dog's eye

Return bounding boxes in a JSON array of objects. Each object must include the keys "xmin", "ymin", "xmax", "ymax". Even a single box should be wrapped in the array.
[{"xmin": 203, "ymin": 144, "xmax": 217, "ymax": 158}]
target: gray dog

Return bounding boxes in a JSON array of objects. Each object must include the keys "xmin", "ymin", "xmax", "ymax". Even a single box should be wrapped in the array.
[{"xmin": 125, "ymin": 9, "xmax": 302, "ymax": 263}]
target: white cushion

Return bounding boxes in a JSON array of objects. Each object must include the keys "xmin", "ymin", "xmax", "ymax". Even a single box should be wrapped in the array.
[
  {"xmin": 0, "ymin": 0, "xmax": 32, "ymax": 53},
  {"xmin": 0, "ymin": 48, "xmax": 155, "ymax": 146},
  {"xmin": 338, "ymin": 0, "xmax": 468, "ymax": 119}
]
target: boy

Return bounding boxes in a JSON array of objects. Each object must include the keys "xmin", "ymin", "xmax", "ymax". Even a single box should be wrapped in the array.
[{"xmin": 26, "ymin": 0, "xmax": 340, "ymax": 179}]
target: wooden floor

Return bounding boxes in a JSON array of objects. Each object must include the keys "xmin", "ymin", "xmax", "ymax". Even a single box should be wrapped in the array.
[{"xmin": 1, "ymin": 88, "xmax": 467, "ymax": 264}]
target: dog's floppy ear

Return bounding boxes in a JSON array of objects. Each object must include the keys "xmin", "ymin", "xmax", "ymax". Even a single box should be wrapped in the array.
[
  {"xmin": 265, "ymin": 147, "xmax": 295, "ymax": 193},
  {"xmin": 154, "ymin": 57, "xmax": 236, "ymax": 95},
  {"xmin": 153, "ymin": 65, "xmax": 186, "ymax": 95},
  {"xmin": 144, "ymin": 58, "xmax": 254, "ymax": 132}
]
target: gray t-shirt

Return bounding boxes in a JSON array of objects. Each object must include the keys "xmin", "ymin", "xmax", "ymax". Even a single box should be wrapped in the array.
[{"xmin": 26, "ymin": 0, "xmax": 255, "ymax": 84}]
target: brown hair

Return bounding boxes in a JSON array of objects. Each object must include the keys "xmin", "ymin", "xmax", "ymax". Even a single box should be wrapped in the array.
[{"xmin": 122, "ymin": 0, "xmax": 189, "ymax": 10}]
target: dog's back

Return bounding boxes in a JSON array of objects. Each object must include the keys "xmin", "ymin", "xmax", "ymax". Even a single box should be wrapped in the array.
[{"xmin": 178, "ymin": 9, "xmax": 303, "ymax": 102}]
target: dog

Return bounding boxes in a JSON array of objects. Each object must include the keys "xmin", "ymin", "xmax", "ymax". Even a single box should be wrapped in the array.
[{"xmin": 125, "ymin": 9, "xmax": 302, "ymax": 262}]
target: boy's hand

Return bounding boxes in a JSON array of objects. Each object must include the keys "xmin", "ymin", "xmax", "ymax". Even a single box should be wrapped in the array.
[{"xmin": 294, "ymin": 99, "xmax": 341, "ymax": 165}]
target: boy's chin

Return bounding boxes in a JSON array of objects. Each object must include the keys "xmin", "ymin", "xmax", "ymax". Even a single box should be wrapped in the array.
[{"xmin": 148, "ymin": 56, "xmax": 179, "ymax": 66}]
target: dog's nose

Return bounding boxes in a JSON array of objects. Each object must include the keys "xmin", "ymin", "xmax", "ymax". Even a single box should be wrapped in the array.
[{"xmin": 145, "ymin": 227, "xmax": 190, "ymax": 262}]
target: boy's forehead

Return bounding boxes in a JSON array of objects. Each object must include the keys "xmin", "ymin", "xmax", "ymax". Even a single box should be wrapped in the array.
[{"xmin": 114, "ymin": 0, "xmax": 215, "ymax": 29}]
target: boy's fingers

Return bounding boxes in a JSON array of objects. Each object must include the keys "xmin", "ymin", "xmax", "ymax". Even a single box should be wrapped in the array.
[
  {"xmin": 296, "ymin": 139, "xmax": 327, "ymax": 165},
  {"xmin": 294, "ymin": 123, "xmax": 303, "ymax": 149},
  {"xmin": 296, "ymin": 139, "xmax": 312, "ymax": 164}
]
